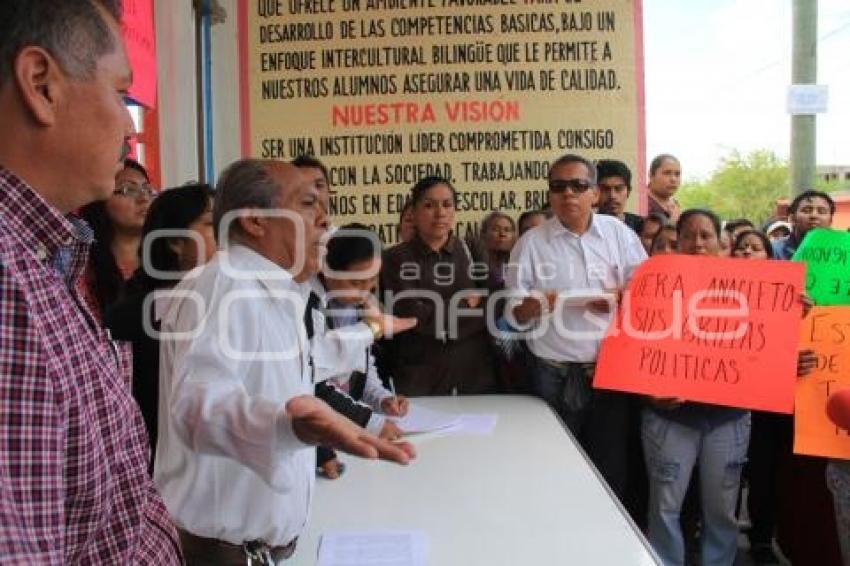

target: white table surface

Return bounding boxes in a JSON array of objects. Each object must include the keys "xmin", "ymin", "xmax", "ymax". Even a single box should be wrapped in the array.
[{"xmin": 289, "ymin": 395, "xmax": 659, "ymax": 565}]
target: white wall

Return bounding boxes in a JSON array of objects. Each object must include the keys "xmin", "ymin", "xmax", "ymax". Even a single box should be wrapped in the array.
[
  {"xmin": 154, "ymin": 0, "xmax": 199, "ymax": 186},
  {"xmin": 210, "ymin": 0, "xmax": 242, "ymax": 180}
]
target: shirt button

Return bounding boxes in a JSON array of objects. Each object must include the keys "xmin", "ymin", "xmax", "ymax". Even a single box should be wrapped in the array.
[{"xmin": 36, "ymin": 244, "xmax": 48, "ymax": 262}]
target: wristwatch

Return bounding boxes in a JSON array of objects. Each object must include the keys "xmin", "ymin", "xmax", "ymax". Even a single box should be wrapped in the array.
[{"xmin": 365, "ymin": 319, "xmax": 383, "ymax": 341}]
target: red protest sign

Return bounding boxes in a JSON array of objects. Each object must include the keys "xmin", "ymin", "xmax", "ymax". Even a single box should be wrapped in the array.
[{"xmin": 594, "ymin": 255, "xmax": 805, "ymax": 413}]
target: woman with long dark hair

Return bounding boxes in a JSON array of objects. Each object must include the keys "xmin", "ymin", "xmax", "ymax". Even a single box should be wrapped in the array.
[
  {"xmin": 105, "ymin": 184, "xmax": 215, "ymax": 469},
  {"xmin": 79, "ymin": 158, "xmax": 154, "ymax": 317}
]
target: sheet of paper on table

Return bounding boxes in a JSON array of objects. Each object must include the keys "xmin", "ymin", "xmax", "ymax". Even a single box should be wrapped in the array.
[
  {"xmin": 317, "ymin": 530, "xmax": 429, "ymax": 566},
  {"xmin": 388, "ymin": 404, "xmax": 499, "ymax": 437},
  {"xmin": 442, "ymin": 414, "xmax": 499, "ymax": 436},
  {"xmin": 388, "ymin": 404, "xmax": 459, "ymax": 434},
  {"xmin": 449, "ymin": 414, "xmax": 499, "ymax": 436}
]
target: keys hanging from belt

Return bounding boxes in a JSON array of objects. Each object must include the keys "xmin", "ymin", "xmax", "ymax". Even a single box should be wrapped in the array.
[{"xmin": 243, "ymin": 540, "xmax": 274, "ymax": 566}]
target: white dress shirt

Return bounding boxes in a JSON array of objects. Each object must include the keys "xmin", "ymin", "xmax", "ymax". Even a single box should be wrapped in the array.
[
  {"xmin": 154, "ymin": 245, "xmax": 315, "ymax": 546},
  {"xmin": 506, "ymin": 214, "xmax": 647, "ymax": 363}
]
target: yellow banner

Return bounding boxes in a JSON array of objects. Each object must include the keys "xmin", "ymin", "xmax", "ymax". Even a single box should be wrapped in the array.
[{"xmin": 238, "ymin": 0, "xmax": 645, "ymax": 243}]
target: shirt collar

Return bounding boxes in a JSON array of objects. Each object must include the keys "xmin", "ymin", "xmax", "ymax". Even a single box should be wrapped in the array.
[
  {"xmin": 221, "ymin": 244, "xmax": 297, "ymax": 294},
  {"xmin": 0, "ymin": 167, "xmax": 92, "ymax": 258},
  {"xmin": 410, "ymin": 233, "xmax": 458, "ymax": 256},
  {"xmin": 545, "ymin": 213, "xmax": 603, "ymax": 241}
]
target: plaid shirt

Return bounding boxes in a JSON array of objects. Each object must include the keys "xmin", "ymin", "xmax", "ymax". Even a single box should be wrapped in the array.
[{"xmin": 0, "ymin": 168, "xmax": 181, "ymax": 564}]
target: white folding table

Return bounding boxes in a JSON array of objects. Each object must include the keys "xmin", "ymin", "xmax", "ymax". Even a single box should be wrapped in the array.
[{"xmin": 289, "ymin": 395, "xmax": 659, "ymax": 565}]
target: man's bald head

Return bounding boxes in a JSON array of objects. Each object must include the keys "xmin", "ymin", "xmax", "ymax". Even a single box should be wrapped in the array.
[
  {"xmin": 214, "ymin": 158, "xmax": 326, "ymax": 279},
  {"xmin": 214, "ymin": 159, "xmax": 284, "ymax": 243}
]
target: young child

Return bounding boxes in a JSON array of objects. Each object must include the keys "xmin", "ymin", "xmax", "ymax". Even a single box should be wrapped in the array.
[{"xmin": 314, "ymin": 224, "xmax": 410, "ymax": 478}]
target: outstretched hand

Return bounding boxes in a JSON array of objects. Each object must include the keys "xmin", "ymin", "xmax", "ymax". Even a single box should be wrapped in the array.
[
  {"xmin": 287, "ymin": 395, "xmax": 416, "ymax": 465},
  {"xmin": 587, "ymin": 289, "xmax": 621, "ymax": 315}
]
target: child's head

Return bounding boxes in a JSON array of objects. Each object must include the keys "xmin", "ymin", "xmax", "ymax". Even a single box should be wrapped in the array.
[
  {"xmin": 322, "ymin": 223, "xmax": 382, "ymax": 305},
  {"xmin": 650, "ymin": 225, "xmax": 678, "ymax": 256},
  {"xmin": 731, "ymin": 229, "xmax": 774, "ymax": 260}
]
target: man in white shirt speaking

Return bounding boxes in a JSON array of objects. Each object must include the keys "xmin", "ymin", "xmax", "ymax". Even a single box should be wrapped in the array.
[
  {"xmin": 506, "ymin": 153, "xmax": 646, "ymax": 503},
  {"xmin": 154, "ymin": 159, "xmax": 415, "ymax": 565}
]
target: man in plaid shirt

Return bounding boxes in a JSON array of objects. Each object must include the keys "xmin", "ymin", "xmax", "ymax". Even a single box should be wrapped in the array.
[{"xmin": 0, "ymin": 1, "xmax": 181, "ymax": 563}]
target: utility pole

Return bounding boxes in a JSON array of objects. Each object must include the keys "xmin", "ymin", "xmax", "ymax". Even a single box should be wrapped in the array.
[{"xmin": 790, "ymin": 0, "xmax": 818, "ymax": 195}]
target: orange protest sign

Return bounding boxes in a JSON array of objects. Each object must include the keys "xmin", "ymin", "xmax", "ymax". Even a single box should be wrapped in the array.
[
  {"xmin": 793, "ymin": 306, "xmax": 850, "ymax": 458},
  {"xmin": 594, "ymin": 255, "xmax": 804, "ymax": 413}
]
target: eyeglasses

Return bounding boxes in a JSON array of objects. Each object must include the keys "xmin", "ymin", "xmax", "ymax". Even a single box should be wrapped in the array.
[
  {"xmin": 548, "ymin": 179, "xmax": 593, "ymax": 194},
  {"xmin": 114, "ymin": 182, "xmax": 156, "ymax": 200}
]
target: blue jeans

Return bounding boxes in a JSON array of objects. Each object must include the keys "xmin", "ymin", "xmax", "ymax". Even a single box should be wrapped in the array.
[
  {"xmin": 827, "ymin": 459, "xmax": 850, "ymax": 566},
  {"xmin": 642, "ymin": 409, "xmax": 750, "ymax": 566}
]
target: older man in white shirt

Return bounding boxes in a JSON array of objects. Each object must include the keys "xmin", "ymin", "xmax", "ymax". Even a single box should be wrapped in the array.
[
  {"xmin": 155, "ymin": 159, "xmax": 415, "ymax": 565},
  {"xmin": 506, "ymin": 153, "xmax": 646, "ymax": 503}
]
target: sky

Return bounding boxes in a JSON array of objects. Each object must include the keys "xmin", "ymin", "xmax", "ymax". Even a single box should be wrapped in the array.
[{"xmin": 644, "ymin": 0, "xmax": 850, "ymax": 181}]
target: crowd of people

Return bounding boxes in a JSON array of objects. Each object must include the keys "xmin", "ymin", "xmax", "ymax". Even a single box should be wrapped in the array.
[
  {"xmin": 369, "ymin": 152, "xmax": 846, "ymax": 566},
  {"xmin": 1, "ymin": 2, "xmax": 849, "ymax": 566}
]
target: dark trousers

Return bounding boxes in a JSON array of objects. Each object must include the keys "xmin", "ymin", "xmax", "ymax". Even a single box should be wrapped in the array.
[
  {"xmin": 746, "ymin": 411, "xmax": 792, "ymax": 545},
  {"xmin": 624, "ymin": 395, "xmax": 649, "ymax": 531},
  {"xmin": 776, "ymin": 456, "xmax": 844, "ymax": 566},
  {"xmin": 530, "ymin": 355, "xmax": 631, "ymax": 501},
  {"xmin": 394, "ymin": 333, "xmax": 497, "ymax": 396}
]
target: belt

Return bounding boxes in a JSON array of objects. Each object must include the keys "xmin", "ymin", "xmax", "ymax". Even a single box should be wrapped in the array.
[
  {"xmin": 538, "ymin": 357, "xmax": 594, "ymax": 371},
  {"xmin": 179, "ymin": 528, "xmax": 297, "ymax": 565}
]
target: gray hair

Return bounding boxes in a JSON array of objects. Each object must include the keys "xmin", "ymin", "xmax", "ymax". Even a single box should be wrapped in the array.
[
  {"xmin": 0, "ymin": 1, "xmax": 122, "ymax": 86},
  {"xmin": 480, "ymin": 211, "xmax": 516, "ymax": 234},
  {"xmin": 213, "ymin": 159, "xmax": 283, "ymax": 244},
  {"xmin": 547, "ymin": 153, "xmax": 597, "ymax": 184}
]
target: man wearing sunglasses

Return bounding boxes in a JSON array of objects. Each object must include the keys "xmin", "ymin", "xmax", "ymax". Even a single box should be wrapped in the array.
[{"xmin": 506, "ymin": 153, "xmax": 646, "ymax": 506}]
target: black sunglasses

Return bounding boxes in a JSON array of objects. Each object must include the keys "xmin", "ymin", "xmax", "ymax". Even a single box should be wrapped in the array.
[{"xmin": 548, "ymin": 178, "xmax": 593, "ymax": 194}]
